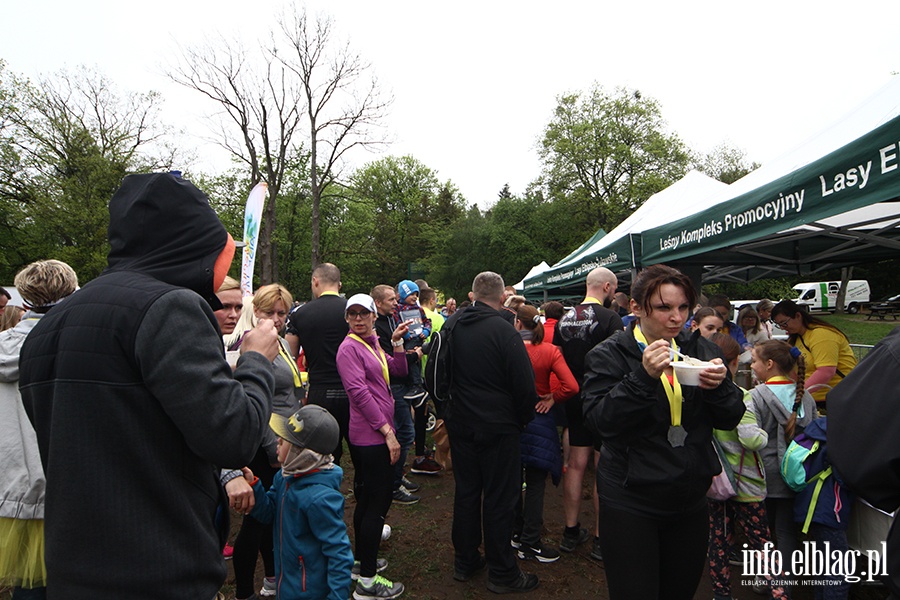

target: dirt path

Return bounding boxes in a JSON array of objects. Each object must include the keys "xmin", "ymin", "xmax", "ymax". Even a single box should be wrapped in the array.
[{"xmin": 222, "ymin": 459, "xmax": 885, "ymax": 599}]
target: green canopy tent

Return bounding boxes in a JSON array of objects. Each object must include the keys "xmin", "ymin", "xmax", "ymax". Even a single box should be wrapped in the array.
[
  {"xmin": 520, "ymin": 228, "xmax": 607, "ymax": 301},
  {"xmin": 512, "ymin": 260, "xmax": 551, "ymax": 292},
  {"xmin": 641, "ymin": 78, "xmax": 900, "ymax": 283},
  {"xmin": 523, "ymin": 171, "xmax": 728, "ymax": 301}
]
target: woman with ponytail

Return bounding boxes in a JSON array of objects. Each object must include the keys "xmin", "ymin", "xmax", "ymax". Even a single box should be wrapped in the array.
[
  {"xmin": 706, "ymin": 334, "xmax": 784, "ymax": 600},
  {"xmin": 749, "ymin": 340, "xmax": 819, "ymax": 591},
  {"xmin": 770, "ymin": 300, "xmax": 856, "ymax": 406},
  {"xmin": 512, "ymin": 304, "xmax": 579, "ymax": 563}
]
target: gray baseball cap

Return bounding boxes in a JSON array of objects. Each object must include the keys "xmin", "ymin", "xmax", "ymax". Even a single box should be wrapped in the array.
[{"xmin": 269, "ymin": 405, "xmax": 339, "ymax": 455}]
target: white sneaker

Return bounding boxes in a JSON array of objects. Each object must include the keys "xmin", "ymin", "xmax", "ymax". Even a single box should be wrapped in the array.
[
  {"xmin": 382, "ymin": 523, "xmax": 392, "ymax": 541},
  {"xmin": 259, "ymin": 576, "xmax": 276, "ymax": 597},
  {"xmin": 351, "ymin": 558, "xmax": 389, "ymax": 580}
]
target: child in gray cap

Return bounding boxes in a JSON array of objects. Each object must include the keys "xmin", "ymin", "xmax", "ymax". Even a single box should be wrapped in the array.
[{"xmin": 245, "ymin": 404, "xmax": 353, "ymax": 600}]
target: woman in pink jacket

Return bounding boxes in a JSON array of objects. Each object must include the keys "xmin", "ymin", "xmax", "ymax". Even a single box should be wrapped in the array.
[{"xmin": 336, "ymin": 294, "xmax": 410, "ymax": 600}]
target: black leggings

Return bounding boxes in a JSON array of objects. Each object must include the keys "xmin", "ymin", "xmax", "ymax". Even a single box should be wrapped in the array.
[
  {"xmin": 598, "ymin": 501, "xmax": 709, "ymax": 600},
  {"xmin": 414, "ymin": 401, "xmax": 428, "ymax": 456},
  {"xmin": 306, "ymin": 386, "xmax": 350, "ymax": 464},
  {"xmin": 348, "ymin": 443, "xmax": 393, "ymax": 578},
  {"xmin": 233, "ymin": 447, "xmax": 276, "ymax": 599}
]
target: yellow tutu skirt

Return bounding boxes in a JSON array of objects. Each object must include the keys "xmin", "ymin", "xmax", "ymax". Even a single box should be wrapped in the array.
[{"xmin": 0, "ymin": 517, "xmax": 46, "ymax": 588}]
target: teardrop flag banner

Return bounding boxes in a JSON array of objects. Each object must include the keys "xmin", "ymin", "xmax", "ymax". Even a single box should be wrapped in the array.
[{"xmin": 241, "ymin": 182, "xmax": 267, "ymax": 296}]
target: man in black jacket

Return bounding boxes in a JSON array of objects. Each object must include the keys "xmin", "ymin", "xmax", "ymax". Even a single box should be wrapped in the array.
[
  {"xmin": 446, "ymin": 271, "xmax": 540, "ymax": 594},
  {"xmin": 828, "ymin": 326, "xmax": 900, "ymax": 598},
  {"xmin": 20, "ymin": 172, "xmax": 279, "ymax": 600},
  {"xmin": 372, "ymin": 283, "xmax": 420, "ymax": 505}
]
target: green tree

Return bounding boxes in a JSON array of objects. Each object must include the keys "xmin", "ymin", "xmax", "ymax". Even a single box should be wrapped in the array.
[
  {"xmin": 697, "ymin": 142, "xmax": 760, "ymax": 184},
  {"xmin": 425, "ymin": 205, "xmax": 492, "ymax": 299},
  {"xmin": 193, "ymin": 153, "xmax": 318, "ymax": 298},
  {"xmin": 0, "ymin": 63, "xmax": 171, "ymax": 281},
  {"xmin": 342, "ymin": 155, "xmax": 465, "ymax": 292},
  {"xmin": 704, "ymin": 279, "xmax": 795, "ymax": 305},
  {"xmin": 539, "ymin": 84, "xmax": 691, "ymax": 234}
]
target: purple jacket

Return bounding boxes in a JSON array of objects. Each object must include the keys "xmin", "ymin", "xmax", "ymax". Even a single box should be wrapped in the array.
[{"xmin": 336, "ymin": 333, "xmax": 408, "ymax": 446}]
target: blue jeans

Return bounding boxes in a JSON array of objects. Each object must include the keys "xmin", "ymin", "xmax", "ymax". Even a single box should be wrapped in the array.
[{"xmin": 391, "ymin": 383, "xmax": 415, "ymax": 489}]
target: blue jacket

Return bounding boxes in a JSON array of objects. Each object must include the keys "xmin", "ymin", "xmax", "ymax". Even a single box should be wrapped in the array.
[
  {"xmin": 521, "ymin": 411, "xmax": 563, "ymax": 485},
  {"xmin": 721, "ymin": 320, "xmax": 750, "ymax": 349},
  {"xmin": 250, "ymin": 466, "xmax": 353, "ymax": 600},
  {"xmin": 792, "ymin": 419, "xmax": 854, "ymax": 531}
]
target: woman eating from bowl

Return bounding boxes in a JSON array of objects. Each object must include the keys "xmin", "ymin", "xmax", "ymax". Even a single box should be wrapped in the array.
[{"xmin": 582, "ymin": 264, "xmax": 744, "ymax": 600}]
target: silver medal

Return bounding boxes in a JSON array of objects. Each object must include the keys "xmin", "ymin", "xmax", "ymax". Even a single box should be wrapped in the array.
[{"xmin": 667, "ymin": 425, "xmax": 687, "ymax": 447}]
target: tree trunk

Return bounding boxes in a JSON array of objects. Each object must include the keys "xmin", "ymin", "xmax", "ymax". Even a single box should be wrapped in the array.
[
  {"xmin": 835, "ymin": 266, "xmax": 853, "ymax": 314},
  {"xmin": 309, "ymin": 124, "xmax": 320, "ymax": 269}
]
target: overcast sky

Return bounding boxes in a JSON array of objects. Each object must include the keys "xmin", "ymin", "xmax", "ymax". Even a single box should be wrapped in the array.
[{"xmin": 4, "ymin": 1, "xmax": 899, "ymax": 207}]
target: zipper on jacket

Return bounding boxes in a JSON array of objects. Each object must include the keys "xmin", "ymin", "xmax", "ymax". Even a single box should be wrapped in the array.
[
  {"xmin": 278, "ymin": 492, "xmax": 286, "ymax": 594},
  {"xmin": 298, "ymin": 555, "xmax": 306, "ymax": 591}
]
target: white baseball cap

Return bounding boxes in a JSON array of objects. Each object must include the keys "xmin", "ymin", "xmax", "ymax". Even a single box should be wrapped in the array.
[{"xmin": 345, "ymin": 293, "xmax": 376, "ymax": 314}]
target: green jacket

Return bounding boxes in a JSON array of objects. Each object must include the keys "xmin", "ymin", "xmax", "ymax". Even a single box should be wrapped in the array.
[{"xmin": 712, "ymin": 388, "xmax": 768, "ymax": 502}]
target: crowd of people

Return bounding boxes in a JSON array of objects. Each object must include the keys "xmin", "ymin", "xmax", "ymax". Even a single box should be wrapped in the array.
[{"xmin": 0, "ymin": 172, "xmax": 890, "ymax": 600}]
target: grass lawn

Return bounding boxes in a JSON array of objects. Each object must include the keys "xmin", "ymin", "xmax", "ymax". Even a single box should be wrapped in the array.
[{"xmin": 816, "ymin": 313, "xmax": 899, "ymax": 347}]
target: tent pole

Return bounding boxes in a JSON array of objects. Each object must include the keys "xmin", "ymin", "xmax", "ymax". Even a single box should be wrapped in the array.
[{"xmin": 674, "ymin": 264, "xmax": 704, "ymax": 302}]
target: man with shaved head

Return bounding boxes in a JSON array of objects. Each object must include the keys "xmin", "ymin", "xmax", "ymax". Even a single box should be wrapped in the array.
[
  {"xmin": 285, "ymin": 263, "xmax": 352, "ymax": 463},
  {"xmin": 554, "ymin": 267, "xmax": 623, "ymax": 561},
  {"xmin": 446, "ymin": 272, "xmax": 540, "ymax": 593}
]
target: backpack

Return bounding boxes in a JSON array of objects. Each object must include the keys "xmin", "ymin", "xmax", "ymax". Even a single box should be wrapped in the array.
[
  {"xmin": 781, "ymin": 431, "xmax": 827, "ymax": 493},
  {"xmin": 781, "ymin": 417, "xmax": 852, "ymax": 533},
  {"xmin": 423, "ymin": 318, "xmax": 457, "ymax": 411},
  {"xmin": 707, "ymin": 438, "xmax": 738, "ymax": 501}
]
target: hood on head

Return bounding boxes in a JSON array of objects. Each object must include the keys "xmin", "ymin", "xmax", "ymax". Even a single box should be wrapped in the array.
[{"xmin": 106, "ymin": 172, "xmax": 228, "ymax": 309}]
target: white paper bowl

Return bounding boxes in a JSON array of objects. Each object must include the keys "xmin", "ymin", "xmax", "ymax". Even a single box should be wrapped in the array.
[
  {"xmin": 672, "ymin": 361, "xmax": 724, "ymax": 386},
  {"xmin": 225, "ymin": 350, "xmax": 241, "ymax": 368}
]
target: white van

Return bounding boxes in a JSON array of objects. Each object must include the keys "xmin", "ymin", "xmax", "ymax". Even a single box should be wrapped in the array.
[{"xmin": 792, "ymin": 280, "xmax": 870, "ymax": 313}]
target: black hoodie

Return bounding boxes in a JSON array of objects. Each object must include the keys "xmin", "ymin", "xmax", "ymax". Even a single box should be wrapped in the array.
[
  {"xmin": 20, "ymin": 172, "xmax": 275, "ymax": 600},
  {"xmin": 106, "ymin": 172, "xmax": 228, "ymax": 309},
  {"xmin": 443, "ymin": 302, "xmax": 538, "ymax": 434}
]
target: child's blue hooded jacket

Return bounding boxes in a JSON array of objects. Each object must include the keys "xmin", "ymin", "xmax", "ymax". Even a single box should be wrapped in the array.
[{"xmin": 251, "ymin": 465, "xmax": 353, "ymax": 600}]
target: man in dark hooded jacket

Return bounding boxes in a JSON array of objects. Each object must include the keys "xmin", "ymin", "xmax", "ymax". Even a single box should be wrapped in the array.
[
  {"xmin": 20, "ymin": 172, "xmax": 279, "ymax": 600},
  {"xmin": 828, "ymin": 326, "xmax": 900, "ymax": 598},
  {"xmin": 445, "ymin": 271, "xmax": 540, "ymax": 594}
]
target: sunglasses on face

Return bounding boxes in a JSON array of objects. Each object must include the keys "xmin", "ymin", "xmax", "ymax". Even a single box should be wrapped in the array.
[{"xmin": 347, "ymin": 309, "xmax": 372, "ymax": 319}]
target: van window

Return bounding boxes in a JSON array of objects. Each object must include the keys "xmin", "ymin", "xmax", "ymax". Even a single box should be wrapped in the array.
[{"xmin": 802, "ymin": 289, "xmax": 815, "ymax": 300}]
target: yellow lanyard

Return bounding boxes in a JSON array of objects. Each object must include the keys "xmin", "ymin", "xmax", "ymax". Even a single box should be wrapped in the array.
[
  {"xmin": 277, "ymin": 342, "xmax": 303, "ymax": 388},
  {"xmin": 633, "ymin": 325, "xmax": 683, "ymax": 426},
  {"xmin": 348, "ymin": 334, "xmax": 390, "ymax": 387}
]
